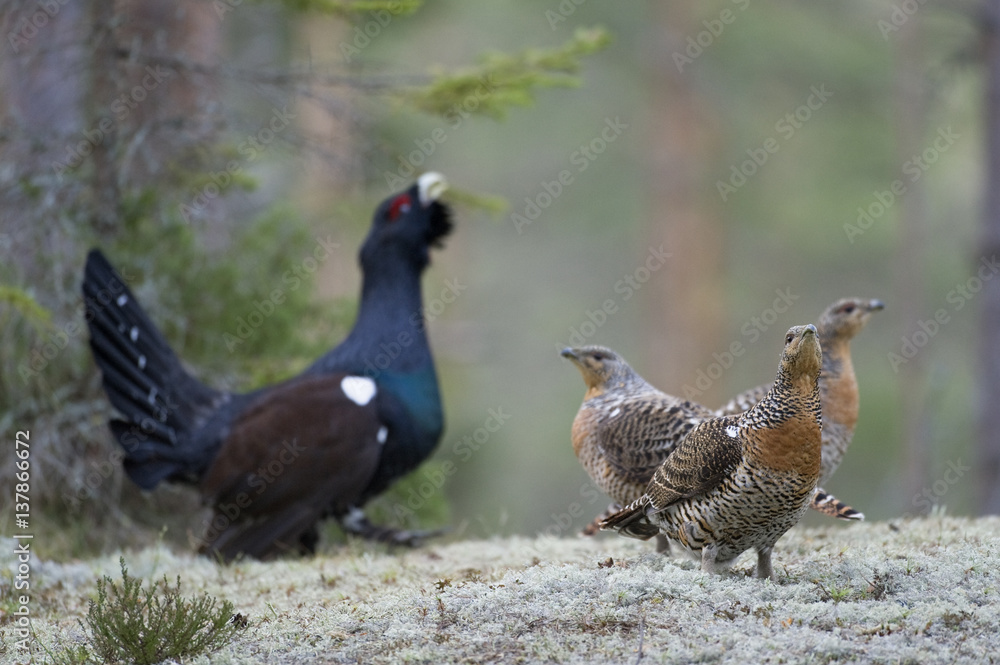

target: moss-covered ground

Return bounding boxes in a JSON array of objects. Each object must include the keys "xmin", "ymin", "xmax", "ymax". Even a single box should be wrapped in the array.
[{"xmin": 5, "ymin": 516, "xmax": 998, "ymax": 664}]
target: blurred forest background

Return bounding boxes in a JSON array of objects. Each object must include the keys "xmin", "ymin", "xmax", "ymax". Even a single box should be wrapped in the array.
[{"xmin": 2, "ymin": 0, "xmax": 999, "ymax": 559}]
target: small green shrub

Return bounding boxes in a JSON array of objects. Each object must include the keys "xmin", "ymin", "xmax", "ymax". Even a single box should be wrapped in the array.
[{"xmin": 82, "ymin": 557, "xmax": 239, "ymax": 664}]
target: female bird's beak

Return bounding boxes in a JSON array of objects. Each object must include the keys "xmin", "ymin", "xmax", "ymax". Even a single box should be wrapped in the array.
[{"xmin": 418, "ymin": 172, "xmax": 448, "ymax": 207}]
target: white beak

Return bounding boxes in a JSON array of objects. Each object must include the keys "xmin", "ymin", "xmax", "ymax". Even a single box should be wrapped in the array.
[{"xmin": 417, "ymin": 172, "xmax": 448, "ymax": 206}]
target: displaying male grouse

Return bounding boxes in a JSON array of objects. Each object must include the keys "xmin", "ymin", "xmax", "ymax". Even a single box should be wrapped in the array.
[
  {"xmin": 601, "ymin": 325, "xmax": 823, "ymax": 580},
  {"xmin": 715, "ymin": 297, "xmax": 884, "ymax": 521},
  {"xmin": 82, "ymin": 173, "xmax": 452, "ymax": 561}
]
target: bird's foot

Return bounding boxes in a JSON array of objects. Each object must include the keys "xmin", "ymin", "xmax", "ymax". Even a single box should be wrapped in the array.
[
  {"xmin": 700, "ymin": 542, "xmax": 721, "ymax": 575},
  {"xmin": 582, "ymin": 503, "xmax": 622, "ymax": 536},
  {"xmin": 581, "ymin": 518, "xmax": 602, "ymax": 537},
  {"xmin": 754, "ymin": 546, "xmax": 774, "ymax": 581},
  {"xmin": 339, "ymin": 507, "xmax": 448, "ymax": 547}
]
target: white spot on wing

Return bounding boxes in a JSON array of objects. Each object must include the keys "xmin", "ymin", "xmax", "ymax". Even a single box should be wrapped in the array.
[
  {"xmin": 377, "ymin": 426, "xmax": 389, "ymax": 444},
  {"xmin": 129, "ymin": 326, "xmax": 139, "ymax": 342},
  {"xmin": 137, "ymin": 355, "xmax": 146, "ymax": 370},
  {"xmin": 725, "ymin": 425, "xmax": 739, "ymax": 438},
  {"xmin": 116, "ymin": 294, "xmax": 128, "ymax": 307},
  {"xmin": 609, "ymin": 407, "xmax": 621, "ymax": 418},
  {"xmin": 148, "ymin": 387, "xmax": 157, "ymax": 405},
  {"xmin": 341, "ymin": 376, "xmax": 377, "ymax": 406}
]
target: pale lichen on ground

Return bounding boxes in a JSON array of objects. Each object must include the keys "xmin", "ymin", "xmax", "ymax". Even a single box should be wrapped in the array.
[{"xmin": 5, "ymin": 516, "xmax": 999, "ymax": 664}]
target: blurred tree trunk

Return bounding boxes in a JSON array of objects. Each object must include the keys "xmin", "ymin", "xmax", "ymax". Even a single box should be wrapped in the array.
[
  {"xmin": 978, "ymin": 2, "xmax": 1000, "ymax": 514},
  {"xmin": 892, "ymin": 9, "xmax": 932, "ymax": 511},
  {"xmin": 0, "ymin": 0, "xmax": 86, "ymax": 270},
  {"xmin": 642, "ymin": 4, "xmax": 724, "ymax": 400},
  {"xmin": 89, "ymin": 0, "xmax": 121, "ymax": 236},
  {"xmin": 84, "ymin": 0, "xmax": 224, "ymax": 239},
  {"xmin": 117, "ymin": 0, "xmax": 222, "ymax": 181},
  {"xmin": 295, "ymin": 16, "xmax": 360, "ymax": 301}
]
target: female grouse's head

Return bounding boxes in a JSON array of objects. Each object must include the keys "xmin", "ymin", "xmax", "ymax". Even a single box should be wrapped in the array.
[
  {"xmin": 561, "ymin": 345, "xmax": 643, "ymax": 396},
  {"xmin": 778, "ymin": 324, "xmax": 823, "ymax": 389},
  {"xmin": 360, "ymin": 172, "xmax": 453, "ymax": 271},
  {"xmin": 816, "ymin": 297, "xmax": 885, "ymax": 342}
]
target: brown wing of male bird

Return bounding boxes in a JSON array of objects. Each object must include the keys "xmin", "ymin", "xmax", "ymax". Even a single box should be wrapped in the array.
[
  {"xmin": 198, "ymin": 373, "xmax": 382, "ymax": 560},
  {"xmin": 597, "ymin": 399, "xmax": 713, "ymax": 487},
  {"xmin": 601, "ymin": 418, "xmax": 743, "ymax": 539}
]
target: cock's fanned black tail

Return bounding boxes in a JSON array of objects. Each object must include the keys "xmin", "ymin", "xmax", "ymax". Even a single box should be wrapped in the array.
[{"xmin": 83, "ymin": 249, "xmax": 224, "ymax": 489}]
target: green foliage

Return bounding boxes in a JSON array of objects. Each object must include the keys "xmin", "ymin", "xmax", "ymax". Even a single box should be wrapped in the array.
[
  {"xmin": 401, "ymin": 26, "xmax": 611, "ymax": 120},
  {"xmin": 106, "ymin": 198, "xmax": 343, "ymax": 385},
  {"xmin": 442, "ymin": 188, "xmax": 508, "ymax": 217},
  {"xmin": 80, "ymin": 557, "xmax": 239, "ymax": 664},
  {"xmin": 814, "ymin": 580, "xmax": 855, "ymax": 604},
  {"xmin": 45, "ymin": 644, "xmax": 94, "ymax": 665},
  {"xmin": 0, "ymin": 285, "xmax": 51, "ymax": 331}
]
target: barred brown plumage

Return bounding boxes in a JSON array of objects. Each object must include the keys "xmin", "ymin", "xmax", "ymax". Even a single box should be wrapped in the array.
[
  {"xmin": 601, "ymin": 325, "xmax": 823, "ymax": 580},
  {"xmin": 715, "ymin": 297, "xmax": 883, "ymax": 521},
  {"xmin": 561, "ymin": 345, "xmax": 713, "ymax": 543}
]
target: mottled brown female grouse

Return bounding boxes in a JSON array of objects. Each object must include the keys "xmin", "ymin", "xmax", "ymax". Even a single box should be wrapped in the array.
[
  {"xmin": 601, "ymin": 325, "xmax": 823, "ymax": 580},
  {"xmin": 715, "ymin": 298, "xmax": 883, "ymax": 520},
  {"xmin": 561, "ymin": 346, "xmax": 713, "ymax": 526}
]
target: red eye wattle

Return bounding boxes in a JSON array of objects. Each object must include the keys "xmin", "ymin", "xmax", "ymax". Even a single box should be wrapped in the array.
[{"xmin": 387, "ymin": 194, "xmax": 412, "ymax": 221}]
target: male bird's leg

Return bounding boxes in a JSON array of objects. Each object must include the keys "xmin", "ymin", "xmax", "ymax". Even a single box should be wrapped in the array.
[
  {"xmin": 298, "ymin": 525, "xmax": 320, "ymax": 555},
  {"xmin": 655, "ymin": 534, "xmax": 672, "ymax": 554},
  {"xmin": 582, "ymin": 503, "xmax": 622, "ymax": 536},
  {"xmin": 339, "ymin": 507, "xmax": 448, "ymax": 547},
  {"xmin": 754, "ymin": 546, "xmax": 774, "ymax": 580}
]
